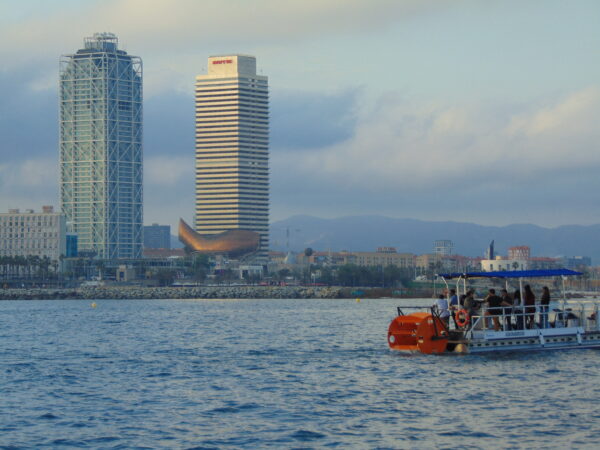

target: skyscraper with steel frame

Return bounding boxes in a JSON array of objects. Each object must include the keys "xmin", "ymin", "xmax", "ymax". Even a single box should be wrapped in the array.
[
  {"xmin": 195, "ymin": 55, "xmax": 269, "ymax": 258},
  {"xmin": 60, "ymin": 33, "xmax": 143, "ymax": 259}
]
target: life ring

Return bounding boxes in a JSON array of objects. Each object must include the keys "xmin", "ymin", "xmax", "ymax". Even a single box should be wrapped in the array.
[{"xmin": 455, "ymin": 309, "xmax": 470, "ymax": 327}]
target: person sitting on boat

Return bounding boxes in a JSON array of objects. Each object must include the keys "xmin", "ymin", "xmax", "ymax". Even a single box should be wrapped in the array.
[
  {"xmin": 524, "ymin": 285, "xmax": 536, "ymax": 329},
  {"xmin": 484, "ymin": 288, "xmax": 503, "ymax": 331},
  {"xmin": 539, "ymin": 286, "xmax": 551, "ymax": 328},
  {"xmin": 500, "ymin": 289, "xmax": 514, "ymax": 330},
  {"xmin": 433, "ymin": 294, "xmax": 451, "ymax": 326}
]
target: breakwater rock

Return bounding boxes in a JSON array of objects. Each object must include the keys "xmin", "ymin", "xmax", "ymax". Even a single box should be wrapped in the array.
[{"xmin": 0, "ymin": 285, "xmax": 345, "ymax": 300}]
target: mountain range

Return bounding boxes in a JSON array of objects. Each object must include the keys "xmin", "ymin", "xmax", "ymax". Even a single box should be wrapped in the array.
[{"xmin": 270, "ymin": 215, "xmax": 598, "ymax": 262}]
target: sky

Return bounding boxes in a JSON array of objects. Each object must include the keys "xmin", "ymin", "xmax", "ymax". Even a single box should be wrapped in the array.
[{"xmin": 1, "ymin": 0, "xmax": 600, "ymax": 231}]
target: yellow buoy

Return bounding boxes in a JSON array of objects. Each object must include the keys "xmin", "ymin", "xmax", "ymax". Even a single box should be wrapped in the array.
[
  {"xmin": 91, "ymin": 302, "xmax": 97, "ymax": 308},
  {"xmin": 356, "ymin": 298, "xmax": 361, "ymax": 303}
]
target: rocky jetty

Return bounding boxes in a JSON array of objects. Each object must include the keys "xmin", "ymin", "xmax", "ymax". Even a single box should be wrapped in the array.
[{"xmin": 0, "ymin": 285, "xmax": 345, "ymax": 300}]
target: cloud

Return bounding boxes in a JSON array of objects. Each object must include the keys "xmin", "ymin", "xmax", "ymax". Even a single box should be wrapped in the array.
[
  {"xmin": 143, "ymin": 156, "xmax": 194, "ymax": 228},
  {"xmin": 0, "ymin": 0, "xmax": 444, "ymax": 56},
  {"xmin": 269, "ymin": 85, "xmax": 600, "ymax": 225},
  {"xmin": 0, "ymin": 158, "xmax": 58, "ymax": 211},
  {"xmin": 276, "ymin": 86, "xmax": 600, "ymax": 191},
  {"xmin": 0, "ymin": 0, "xmax": 454, "ymax": 96},
  {"xmin": 144, "ymin": 156, "xmax": 193, "ymax": 186},
  {"xmin": 0, "ymin": 68, "xmax": 57, "ymax": 162},
  {"xmin": 144, "ymin": 91, "xmax": 194, "ymax": 157},
  {"xmin": 271, "ymin": 88, "xmax": 360, "ymax": 150},
  {"xmin": 0, "ymin": 158, "xmax": 56, "ymax": 188}
]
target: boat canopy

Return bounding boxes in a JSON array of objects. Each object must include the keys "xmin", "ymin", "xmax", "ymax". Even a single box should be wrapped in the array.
[{"xmin": 437, "ymin": 268, "xmax": 582, "ymax": 280}]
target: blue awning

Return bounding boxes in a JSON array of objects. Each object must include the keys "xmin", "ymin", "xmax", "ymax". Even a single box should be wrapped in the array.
[{"xmin": 437, "ymin": 269, "xmax": 583, "ymax": 279}]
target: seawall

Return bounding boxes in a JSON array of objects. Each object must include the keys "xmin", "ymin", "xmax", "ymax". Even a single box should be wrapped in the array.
[{"xmin": 0, "ymin": 285, "xmax": 346, "ymax": 300}]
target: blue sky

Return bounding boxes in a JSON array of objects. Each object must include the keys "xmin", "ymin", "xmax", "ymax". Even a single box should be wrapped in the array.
[{"xmin": 1, "ymin": 0, "xmax": 600, "ymax": 230}]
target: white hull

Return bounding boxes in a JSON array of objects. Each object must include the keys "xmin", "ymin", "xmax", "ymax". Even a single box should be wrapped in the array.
[{"xmin": 456, "ymin": 327, "xmax": 600, "ymax": 353}]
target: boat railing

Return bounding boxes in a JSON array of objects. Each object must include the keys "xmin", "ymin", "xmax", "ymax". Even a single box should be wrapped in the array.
[{"xmin": 456, "ymin": 302, "xmax": 600, "ymax": 334}]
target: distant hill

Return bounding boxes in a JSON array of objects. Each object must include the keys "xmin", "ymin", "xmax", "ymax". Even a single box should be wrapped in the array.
[{"xmin": 270, "ymin": 215, "xmax": 599, "ymax": 262}]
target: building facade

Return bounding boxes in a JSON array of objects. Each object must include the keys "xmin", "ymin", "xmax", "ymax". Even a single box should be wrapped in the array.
[
  {"xmin": 481, "ymin": 257, "xmax": 527, "ymax": 272},
  {"xmin": 195, "ymin": 55, "xmax": 269, "ymax": 258},
  {"xmin": 301, "ymin": 249, "xmax": 415, "ymax": 269},
  {"xmin": 433, "ymin": 240, "xmax": 453, "ymax": 256},
  {"xmin": 416, "ymin": 253, "xmax": 442, "ymax": 270},
  {"xmin": 0, "ymin": 206, "xmax": 66, "ymax": 262},
  {"xmin": 508, "ymin": 246, "xmax": 530, "ymax": 260},
  {"xmin": 350, "ymin": 250, "xmax": 415, "ymax": 269},
  {"xmin": 143, "ymin": 224, "xmax": 171, "ymax": 249},
  {"xmin": 60, "ymin": 33, "xmax": 143, "ymax": 259},
  {"xmin": 563, "ymin": 256, "xmax": 592, "ymax": 269}
]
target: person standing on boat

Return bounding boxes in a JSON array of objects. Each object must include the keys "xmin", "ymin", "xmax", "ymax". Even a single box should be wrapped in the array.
[
  {"xmin": 462, "ymin": 289, "xmax": 481, "ymax": 328},
  {"xmin": 513, "ymin": 289, "xmax": 524, "ymax": 330},
  {"xmin": 540, "ymin": 286, "xmax": 551, "ymax": 328},
  {"xmin": 448, "ymin": 289, "xmax": 459, "ymax": 327},
  {"xmin": 433, "ymin": 294, "xmax": 451, "ymax": 326},
  {"xmin": 484, "ymin": 289, "xmax": 503, "ymax": 331},
  {"xmin": 524, "ymin": 285, "xmax": 536, "ymax": 329},
  {"xmin": 449, "ymin": 289, "xmax": 458, "ymax": 308},
  {"xmin": 500, "ymin": 289, "xmax": 514, "ymax": 330}
]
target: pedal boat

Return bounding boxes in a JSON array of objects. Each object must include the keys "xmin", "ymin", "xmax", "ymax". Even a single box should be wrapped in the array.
[{"xmin": 387, "ymin": 269, "xmax": 600, "ymax": 354}]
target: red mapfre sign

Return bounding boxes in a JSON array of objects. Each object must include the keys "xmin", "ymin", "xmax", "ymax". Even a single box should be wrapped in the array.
[{"xmin": 212, "ymin": 59, "xmax": 233, "ymax": 65}]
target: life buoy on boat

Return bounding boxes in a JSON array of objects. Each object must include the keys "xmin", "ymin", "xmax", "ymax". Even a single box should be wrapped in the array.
[{"xmin": 455, "ymin": 309, "xmax": 470, "ymax": 327}]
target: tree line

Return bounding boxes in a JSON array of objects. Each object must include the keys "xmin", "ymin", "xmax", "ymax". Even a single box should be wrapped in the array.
[
  {"xmin": 275, "ymin": 264, "xmax": 415, "ymax": 287},
  {"xmin": 0, "ymin": 255, "xmax": 56, "ymax": 279}
]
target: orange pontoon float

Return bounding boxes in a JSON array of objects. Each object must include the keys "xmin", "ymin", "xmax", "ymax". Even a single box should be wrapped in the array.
[{"xmin": 387, "ymin": 307, "xmax": 449, "ymax": 354}]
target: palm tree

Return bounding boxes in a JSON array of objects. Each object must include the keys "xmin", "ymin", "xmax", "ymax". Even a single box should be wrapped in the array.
[
  {"xmin": 39, "ymin": 256, "xmax": 51, "ymax": 280},
  {"xmin": 0, "ymin": 256, "xmax": 7, "ymax": 280}
]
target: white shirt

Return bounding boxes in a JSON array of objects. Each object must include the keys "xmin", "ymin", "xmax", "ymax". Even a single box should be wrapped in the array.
[{"xmin": 434, "ymin": 297, "xmax": 450, "ymax": 318}]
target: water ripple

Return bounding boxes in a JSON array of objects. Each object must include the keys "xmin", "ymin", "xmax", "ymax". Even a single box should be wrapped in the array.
[{"xmin": 1, "ymin": 298, "xmax": 600, "ymax": 448}]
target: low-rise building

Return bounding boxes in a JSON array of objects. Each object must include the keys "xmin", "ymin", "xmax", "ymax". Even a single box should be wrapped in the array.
[
  {"xmin": 294, "ymin": 248, "xmax": 416, "ymax": 269},
  {"xmin": 143, "ymin": 224, "xmax": 171, "ymax": 249},
  {"xmin": 142, "ymin": 248, "xmax": 185, "ymax": 259},
  {"xmin": 351, "ymin": 250, "xmax": 415, "ymax": 268},
  {"xmin": 416, "ymin": 253, "xmax": 442, "ymax": 270},
  {"xmin": 508, "ymin": 246, "xmax": 530, "ymax": 260},
  {"xmin": 0, "ymin": 206, "xmax": 66, "ymax": 262},
  {"xmin": 562, "ymin": 256, "xmax": 592, "ymax": 269},
  {"xmin": 481, "ymin": 257, "xmax": 527, "ymax": 272},
  {"xmin": 434, "ymin": 240, "xmax": 453, "ymax": 256},
  {"xmin": 528, "ymin": 257, "xmax": 560, "ymax": 270}
]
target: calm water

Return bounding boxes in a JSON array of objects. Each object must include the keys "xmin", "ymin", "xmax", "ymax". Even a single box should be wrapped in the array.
[{"xmin": 1, "ymin": 298, "xmax": 600, "ymax": 449}]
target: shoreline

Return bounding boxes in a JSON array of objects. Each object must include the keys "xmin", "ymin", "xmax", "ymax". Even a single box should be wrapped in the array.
[{"xmin": 0, "ymin": 285, "xmax": 435, "ymax": 300}]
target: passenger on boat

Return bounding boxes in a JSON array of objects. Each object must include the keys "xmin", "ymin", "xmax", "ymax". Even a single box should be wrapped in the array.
[
  {"xmin": 500, "ymin": 289, "xmax": 514, "ymax": 330},
  {"xmin": 484, "ymin": 289, "xmax": 503, "ymax": 331},
  {"xmin": 448, "ymin": 289, "xmax": 459, "ymax": 327},
  {"xmin": 513, "ymin": 289, "xmax": 524, "ymax": 330},
  {"xmin": 524, "ymin": 285, "xmax": 536, "ymax": 329},
  {"xmin": 433, "ymin": 294, "xmax": 451, "ymax": 326},
  {"xmin": 539, "ymin": 286, "xmax": 551, "ymax": 328},
  {"xmin": 449, "ymin": 289, "xmax": 458, "ymax": 308},
  {"xmin": 463, "ymin": 290, "xmax": 479, "ymax": 317}
]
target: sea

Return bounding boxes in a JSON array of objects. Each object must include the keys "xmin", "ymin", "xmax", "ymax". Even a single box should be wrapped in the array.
[{"xmin": 1, "ymin": 297, "xmax": 600, "ymax": 449}]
